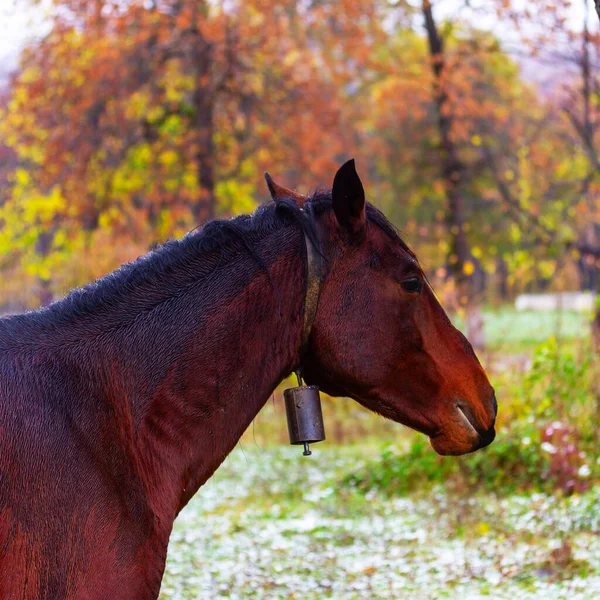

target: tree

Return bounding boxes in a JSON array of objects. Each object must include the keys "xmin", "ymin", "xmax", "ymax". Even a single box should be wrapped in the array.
[
  {"xmin": 0, "ymin": 0, "xmax": 379, "ymax": 305},
  {"xmin": 1, "ymin": 0, "xmax": 592, "ymax": 329}
]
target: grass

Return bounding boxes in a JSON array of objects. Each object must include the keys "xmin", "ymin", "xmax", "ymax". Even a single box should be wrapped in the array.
[{"xmin": 160, "ymin": 447, "xmax": 600, "ymax": 600}]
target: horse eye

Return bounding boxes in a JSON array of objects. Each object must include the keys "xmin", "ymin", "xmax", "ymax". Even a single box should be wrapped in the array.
[{"xmin": 401, "ymin": 277, "xmax": 423, "ymax": 294}]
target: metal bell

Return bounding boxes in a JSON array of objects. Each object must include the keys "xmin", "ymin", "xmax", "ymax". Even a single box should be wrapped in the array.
[{"xmin": 284, "ymin": 384, "xmax": 326, "ymax": 456}]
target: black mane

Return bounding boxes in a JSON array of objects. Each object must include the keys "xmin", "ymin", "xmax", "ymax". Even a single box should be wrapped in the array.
[{"xmin": 0, "ymin": 191, "xmax": 414, "ymax": 344}]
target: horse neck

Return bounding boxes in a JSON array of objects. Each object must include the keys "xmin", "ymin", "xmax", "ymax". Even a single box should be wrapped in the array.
[{"xmin": 114, "ymin": 225, "xmax": 308, "ymax": 522}]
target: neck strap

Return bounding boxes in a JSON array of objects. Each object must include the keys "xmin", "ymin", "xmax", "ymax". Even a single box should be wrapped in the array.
[{"xmin": 295, "ymin": 214, "xmax": 323, "ymax": 381}]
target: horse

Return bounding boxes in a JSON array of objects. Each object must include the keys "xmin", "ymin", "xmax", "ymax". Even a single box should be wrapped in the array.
[{"xmin": 0, "ymin": 159, "xmax": 496, "ymax": 599}]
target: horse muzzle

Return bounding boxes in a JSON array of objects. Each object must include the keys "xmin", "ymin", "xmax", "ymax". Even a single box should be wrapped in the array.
[{"xmin": 430, "ymin": 392, "xmax": 497, "ymax": 456}]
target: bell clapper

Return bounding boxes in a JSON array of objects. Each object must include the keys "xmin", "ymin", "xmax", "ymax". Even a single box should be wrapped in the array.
[{"xmin": 303, "ymin": 442, "xmax": 312, "ymax": 456}]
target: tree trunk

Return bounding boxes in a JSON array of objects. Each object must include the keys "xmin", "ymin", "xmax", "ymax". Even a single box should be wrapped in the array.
[
  {"xmin": 422, "ymin": 0, "xmax": 484, "ymax": 349},
  {"xmin": 190, "ymin": 8, "xmax": 216, "ymax": 224},
  {"xmin": 496, "ymin": 256, "xmax": 509, "ymax": 301},
  {"xmin": 35, "ymin": 230, "xmax": 54, "ymax": 307},
  {"xmin": 193, "ymin": 73, "xmax": 216, "ymax": 223}
]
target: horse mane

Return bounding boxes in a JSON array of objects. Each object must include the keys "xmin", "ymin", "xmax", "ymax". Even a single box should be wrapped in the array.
[{"xmin": 0, "ymin": 191, "xmax": 414, "ymax": 343}]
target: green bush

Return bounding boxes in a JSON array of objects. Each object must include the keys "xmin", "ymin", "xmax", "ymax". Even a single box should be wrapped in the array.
[
  {"xmin": 343, "ymin": 438, "xmax": 456, "ymax": 497},
  {"xmin": 342, "ymin": 419, "xmax": 597, "ymax": 497},
  {"xmin": 455, "ymin": 421, "xmax": 548, "ymax": 493},
  {"xmin": 523, "ymin": 337, "xmax": 596, "ymax": 429}
]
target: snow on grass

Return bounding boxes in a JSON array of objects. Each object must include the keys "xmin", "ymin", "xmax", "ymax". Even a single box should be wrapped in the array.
[{"xmin": 159, "ymin": 446, "xmax": 600, "ymax": 599}]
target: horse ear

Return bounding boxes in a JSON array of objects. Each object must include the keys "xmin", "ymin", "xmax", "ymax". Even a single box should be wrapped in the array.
[
  {"xmin": 332, "ymin": 159, "xmax": 366, "ymax": 235},
  {"xmin": 264, "ymin": 172, "xmax": 306, "ymax": 207}
]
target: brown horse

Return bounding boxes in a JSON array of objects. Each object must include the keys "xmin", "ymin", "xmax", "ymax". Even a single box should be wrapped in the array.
[{"xmin": 0, "ymin": 160, "xmax": 495, "ymax": 599}]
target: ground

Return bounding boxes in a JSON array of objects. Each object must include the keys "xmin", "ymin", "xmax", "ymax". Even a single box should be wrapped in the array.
[{"xmin": 159, "ymin": 447, "xmax": 600, "ymax": 600}]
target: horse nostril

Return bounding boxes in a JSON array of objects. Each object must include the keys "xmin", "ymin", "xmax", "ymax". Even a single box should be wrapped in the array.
[
  {"xmin": 456, "ymin": 397, "xmax": 496, "ymax": 440},
  {"xmin": 456, "ymin": 396, "xmax": 496, "ymax": 450}
]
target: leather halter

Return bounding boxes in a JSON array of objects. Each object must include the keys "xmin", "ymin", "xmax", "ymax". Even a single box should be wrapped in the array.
[{"xmin": 295, "ymin": 211, "xmax": 323, "ymax": 382}]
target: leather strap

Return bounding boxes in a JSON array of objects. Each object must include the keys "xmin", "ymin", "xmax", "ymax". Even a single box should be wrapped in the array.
[{"xmin": 295, "ymin": 212, "xmax": 323, "ymax": 381}]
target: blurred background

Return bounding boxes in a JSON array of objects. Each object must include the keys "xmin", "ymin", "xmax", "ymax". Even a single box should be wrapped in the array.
[{"xmin": 1, "ymin": 0, "xmax": 600, "ymax": 598}]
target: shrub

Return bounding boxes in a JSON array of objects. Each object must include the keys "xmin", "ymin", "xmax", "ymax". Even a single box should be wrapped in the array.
[
  {"xmin": 343, "ymin": 438, "xmax": 456, "ymax": 497},
  {"xmin": 342, "ymin": 419, "xmax": 596, "ymax": 497},
  {"xmin": 522, "ymin": 337, "xmax": 596, "ymax": 434}
]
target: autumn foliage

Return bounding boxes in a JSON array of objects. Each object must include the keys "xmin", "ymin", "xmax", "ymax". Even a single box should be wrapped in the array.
[{"xmin": 0, "ymin": 0, "xmax": 598, "ymax": 330}]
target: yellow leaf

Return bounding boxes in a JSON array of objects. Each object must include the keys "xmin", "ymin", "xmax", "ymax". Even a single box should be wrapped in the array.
[
  {"xmin": 478, "ymin": 522, "xmax": 490, "ymax": 535},
  {"xmin": 463, "ymin": 260, "xmax": 475, "ymax": 276}
]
